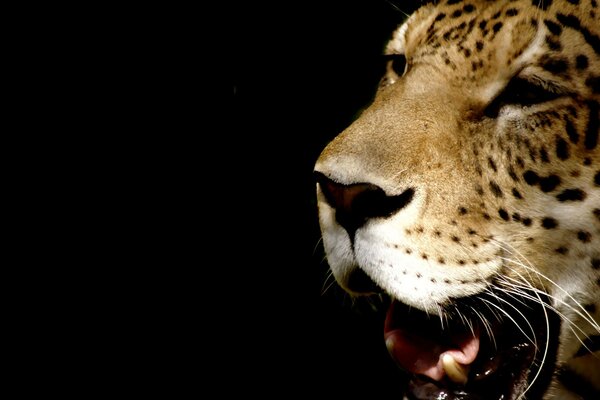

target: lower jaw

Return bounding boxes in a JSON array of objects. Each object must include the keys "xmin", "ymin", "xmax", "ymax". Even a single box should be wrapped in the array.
[
  {"xmin": 386, "ymin": 293, "xmax": 562, "ymax": 400},
  {"xmin": 406, "ymin": 365, "xmax": 529, "ymax": 400}
]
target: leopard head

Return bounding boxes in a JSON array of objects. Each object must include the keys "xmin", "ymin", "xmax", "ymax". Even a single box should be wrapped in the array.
[{"xmin": 314, "ymin": 1, "xmax": 600, "ymax": 398}]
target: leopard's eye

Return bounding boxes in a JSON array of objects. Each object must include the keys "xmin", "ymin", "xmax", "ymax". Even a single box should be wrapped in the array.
[
  {"xmin": 383, "ymin": 54, "xmax": 407, "ymax": 77},
  {"xmin": 484, "ymin": 77, "xmax": 563, "ymax": 117}
]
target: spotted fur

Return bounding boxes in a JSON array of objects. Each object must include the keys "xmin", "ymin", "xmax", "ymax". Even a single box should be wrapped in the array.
[{"xmin": 315, "ymin": 1, "xmax": 599, "ymax": 398}]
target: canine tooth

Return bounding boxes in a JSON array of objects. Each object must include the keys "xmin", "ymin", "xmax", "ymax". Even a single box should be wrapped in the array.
[{"xmin": 442, "ymin": 354, "xmax": 469, "ymax": 385}]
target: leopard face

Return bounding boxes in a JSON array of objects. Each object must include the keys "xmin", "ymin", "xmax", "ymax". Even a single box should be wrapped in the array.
[{"xmin": 314, "ymin": 1, "xmax": 600, "ymax": 398}]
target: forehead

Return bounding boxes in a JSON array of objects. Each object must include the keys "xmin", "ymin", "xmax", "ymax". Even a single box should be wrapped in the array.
[{"xmin": 384, "ymin": 0, "xmax": 599, "ymax": 90}]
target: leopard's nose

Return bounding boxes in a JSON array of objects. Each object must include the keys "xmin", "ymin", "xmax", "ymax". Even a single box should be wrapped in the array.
[{"xmin": 314, "ymin": 172, "xmax": 415, "ymax": 238}]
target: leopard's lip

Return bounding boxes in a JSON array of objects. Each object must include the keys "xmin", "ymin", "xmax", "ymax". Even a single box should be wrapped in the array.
[{"xmin": 383, "ymin": 298, "xmax": 551, "ymax": 400}]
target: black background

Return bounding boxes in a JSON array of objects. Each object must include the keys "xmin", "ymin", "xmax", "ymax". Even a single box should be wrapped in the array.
[{"xmin": 231, "ymin": 0, "xmax": 425, "ymax": 397}]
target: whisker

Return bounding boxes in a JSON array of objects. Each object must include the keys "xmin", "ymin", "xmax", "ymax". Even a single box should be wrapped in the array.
[
  {"xmin": 469, "ymin": 305, "xmax": 496, "ymax": 349},
  {"xmin": 497, "ymin": 284, "xmax": 597, "ymax": 350},
  {"xmin": 500, "ymin": 271, "xmax": 600, "ymax": 333},
  {"xmin": 479, "ymin": 297, "xmax": 536, "ymax": 347},
  {"xmin": 320, "ymin": 269, "xmax": 337, "ymax": 296},
  {"xmin": 312, "ymin": 236, "xmax": 324, "ymax": 257},
  {"xmin": 490, "ymin": 240, "xmax": 600, "ymax": 333}
]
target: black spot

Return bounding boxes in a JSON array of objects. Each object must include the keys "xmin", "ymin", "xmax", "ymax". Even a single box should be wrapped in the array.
[
  {"xmin": 516, "ymin": 157, "xmax": 525, "ymax": 168},
  {"xmin": 555, "ymin": 247, "xmax": 568, "ymax": 255},
  {"xmin": 565, "ymin": 118, "xmax": 579, "ymax": 144},
  {"xmin": 479, "ymin": 20, "xmax": 487, "ymax": 30},
  {"xmin": 566, "ymin": 0, "xmax": 580, "ymax": 4},
  {"xmin": 435, "ymin": 13, "xmax": 447, "ymax": 22},
  {"xmin": 592, "ymin": 258, "xmax": 600, "ymax": 269},
  {"xmin": 577, "ymin": 231, "xmax": 591, "ymax": 243},
  {"xmin": 458, "ymin": 207, "xmax": 468, "ymax": 215},
  {"xmin": 452, "ymin": 10, "xmax": 463, "ymax": 18},
  {"xmin": 463, "ymin": 4, "xmax": 475, "ymax": 13},
  {"xmin": 534, "ymin": 0, "xmax": 552, "ymax": 10},
  {"xmin": 524, "ymin": 170, "xmax": 539, "ymax": 185},
  {"xmin": 467, "ymin": 229, "xmax": 477, "ymax": 235},
  {"xmin": 542, "ymin": 57, "xmax": 569, "ymax": 73},
  {"xmin": 595, "ymin": 171, "xmax": 600, "ymax": 186},
  {"xmin": 447, "ymin": 0, "xmax": 462, "ymax": 4},
  {"xmin": 529, "ymin": 146, "xmax": 537, "ymax": 162},
  {"xmin": 585, "ymin": 100, "xmax": 599, "ymax": 149},
  {"xmin": 584, "ymin": 158, "xmax": 592, "ymax": 165},
  {"xmin": 489, "ymin": 181, "xmax": 503, "ymax": 197},
  {"xmin": 584, "ymin": 303, "xmax": 596, "ymax": 313},
  {"xmin": 498, "ymin": 208, "xmax": 509, "ymax": 221},
  {"xmin": 546, "ymin": 36, "xmax": 562, "ymax": 51},
  {"xmin": 492, "ymin": 22, "xmax": 503, "ymax": 34},
  {"xmin": 556, "ymin": 136, "xmax": 570, "ymax": 160},
  {"xmin": 512, "ymin": 188, "xmax": 523, "ymax": 199},
  {"xmin": 476, "ymin": 41, "xmax": 484, "ymax": 51},
  {"xmin": 542, "ymin": 217, "xmax": 559, "ymax": 229},
  {"xmin": 506, "ymin": 8, "xmax": 519, "ymax": 17},
  {"xmin": 540, "ymin": 147, "xmax": 550, "ymax": 163},
  {"xmin": 567, "ymin": 106, "xmax": 578, "ymax": 118},
  {"xmin": 451, "ymin": 236, "xmax": 461, "ymax": 242},
  {"xmin": 576, "ymin": 54, "xmax": 589, "ymax": 70},
  {"xmin": 491, "ymin": 11, "xmax": 501, "ymax": 20},
  {"xmin": 522, "ymin": 218, "xmax": 532, "ymax": 226},
  {"xmin": 544, "ymin": 19, "xmax": 562, "ymax": 35},
  {"xmin": 556, "ymin": 188, "xmax": 587, "ymax": 202},
  {"xmin": 458, "ymin": 260, "xmax": 466, "ymax": 266},
  {"xmin": 512, "ymin": 213, "xmax": 521, "ymax": 221},
  {"xmin": 556, "ymin": 13, "xmax": 600, "ymax": 55},
  {"xmin": 595, "ymin": 209, "xmax": 600, "ymax": 221},
  {"xmin": 467, "ymin": 18, "xmax": 475, "ymax": 34},
  {"xmin": 587, "ymin": 76, "xmax": 600, "ymax": 94},
  {"xmin": 463, "ymin": 48, "xmax": 471, "ymax": 57},
  {"xmin": 488, "ymin": 157, "xmax": 497, "ymax": 172},
  {"xmin": 483, "ymin": 213, "xmax": 491, "ymax": 220},
  {"xmin": 539, "ymin": 175, "xmax": 561, "ymax": 192}
]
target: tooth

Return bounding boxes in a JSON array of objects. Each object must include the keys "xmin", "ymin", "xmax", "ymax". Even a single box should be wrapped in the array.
[
  {"xmin": 442, "ymin": 354, "xmax": 469, "ymax": 385},
  {"xmin": 385, "ymin": 337, "xmax": 395, "ymax": 353}
]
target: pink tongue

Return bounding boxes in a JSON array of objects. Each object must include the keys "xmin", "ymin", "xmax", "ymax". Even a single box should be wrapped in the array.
[{"xmin": 384, "ymin": 303, "xmax": 480, "ymax": 382}]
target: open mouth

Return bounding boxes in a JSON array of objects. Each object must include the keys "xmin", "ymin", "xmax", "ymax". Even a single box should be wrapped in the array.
[{"xmin": 383, "ymin": 289, "xmax": 560, "ymax": 400}]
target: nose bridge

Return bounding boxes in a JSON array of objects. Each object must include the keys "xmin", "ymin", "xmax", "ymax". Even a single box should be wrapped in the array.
[{"xmin": 315, "ymin": 78, "xmax": 462, "ymax": 189}]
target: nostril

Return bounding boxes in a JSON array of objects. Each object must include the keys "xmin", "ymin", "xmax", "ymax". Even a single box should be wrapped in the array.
[
  {"xmin": 315, "ymin": 172, "xmax": 385, "ymax": 216},
  {"xmin": 314, "ymin": 171, "xmax": 415, "ymax": 236}
]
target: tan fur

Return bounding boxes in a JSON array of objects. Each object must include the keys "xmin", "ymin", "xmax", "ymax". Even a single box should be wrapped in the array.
[{"xmin": 315, "ymin": 1, "xmax": 600, "ymax": 398}]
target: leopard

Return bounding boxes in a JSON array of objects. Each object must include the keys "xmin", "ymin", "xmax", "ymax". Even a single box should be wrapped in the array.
[{"xmin": 313, "ymin": 1, "xmax": 600, "ymax": 399}]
